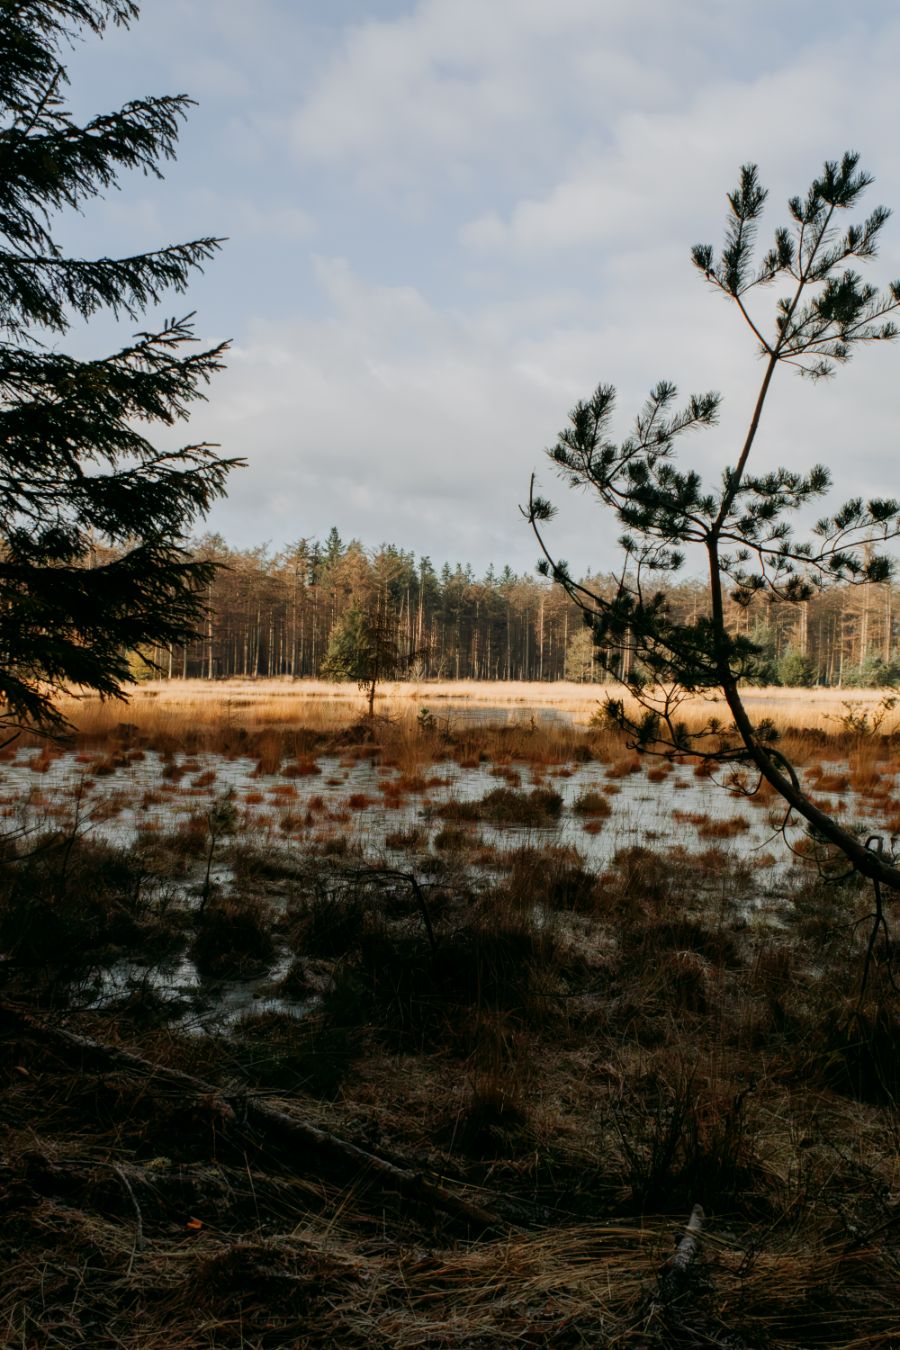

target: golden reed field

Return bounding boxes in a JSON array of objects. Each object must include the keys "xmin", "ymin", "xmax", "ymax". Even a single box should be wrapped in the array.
[{"xmin": 50, "ymin": 676, "xmax": 900, "ymax": 742}]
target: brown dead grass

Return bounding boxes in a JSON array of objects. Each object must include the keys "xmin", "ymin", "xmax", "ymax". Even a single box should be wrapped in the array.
[{"xmin": 1, "ymin": 816, "xmax": 900, "ymax": 1348}]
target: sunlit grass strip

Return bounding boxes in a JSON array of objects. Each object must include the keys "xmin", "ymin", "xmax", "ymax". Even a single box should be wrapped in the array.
[{"xmin": 48, "ymin": 676, "xmax": 900, "ymax": 734}]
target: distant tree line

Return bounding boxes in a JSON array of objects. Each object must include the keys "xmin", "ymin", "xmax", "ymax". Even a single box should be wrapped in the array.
[{"xmin": 139, "ymin": 529, "xmax": 900, "ymax": 688}]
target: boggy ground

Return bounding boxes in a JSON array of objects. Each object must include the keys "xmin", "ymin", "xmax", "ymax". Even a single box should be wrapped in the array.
[
  {"xmin": 1, "ymin": 782, "xmax": 899, "ymax": 1349},
  {"xmin": 8, "ymin": 684, "xmax": 900, "ymax": 869},
  {"xmin": 1, "ymin": 699, "xmax": 899, "ymax": 1350}
]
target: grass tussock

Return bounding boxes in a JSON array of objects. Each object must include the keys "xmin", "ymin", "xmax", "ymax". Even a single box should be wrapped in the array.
[
  {"xmin": 438, "ymin": 785, "xmax": 563, "ymax": 827},
  {"xmin": 190, "ymin": 893, "xmax": 276, "ymax": 979},
  {"xmin": 572, "ymin": 789, "xmax": 613, "ymax": 817}
]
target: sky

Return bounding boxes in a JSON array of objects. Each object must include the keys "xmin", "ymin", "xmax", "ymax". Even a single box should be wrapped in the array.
[{"xmin": 56, "ymin": 0, "xmax": 900, "ymax": 575}]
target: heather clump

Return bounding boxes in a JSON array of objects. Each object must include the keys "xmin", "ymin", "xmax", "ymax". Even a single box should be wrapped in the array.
[{"xmin": 439, "ymin": 785, "xmax": 563, "ymax": 827}]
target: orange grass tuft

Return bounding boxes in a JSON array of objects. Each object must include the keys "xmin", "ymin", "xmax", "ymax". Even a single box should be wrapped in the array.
[
  {"xmin": 606, "ymin": 755, "xmax": 642, "ymax": 779},
  {"xmin": 282, "ymin": 760, "xmax": 322, "ymax": 777}
]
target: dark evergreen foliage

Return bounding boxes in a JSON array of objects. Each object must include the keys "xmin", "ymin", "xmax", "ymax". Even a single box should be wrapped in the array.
[
  {"xmin": 0, "ymin": 0, "xmax": 240, "ymax": 729},
  {"xmin": 321, "ymin": 606, "xmax": 376, "ymax": 684},
  {"xmin": 529, "ymin": 154, "xmax": 900, "ymax": 889}
]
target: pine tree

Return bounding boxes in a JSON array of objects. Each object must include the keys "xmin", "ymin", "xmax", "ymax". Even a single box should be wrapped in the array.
[
  {"xmin": 529, "ymin": 153, "xmax": 900, "ymax": 890},
  {"xmin": 0, "ymin": 0, "xmax": 240, "ymax": 732},
  {"xmin": 322, "ymin": 599, "xmax": 408, "ymax": 718},
  {"xmin": 321, "ymin": 607, "xmax": 374, "ymax": 686}
]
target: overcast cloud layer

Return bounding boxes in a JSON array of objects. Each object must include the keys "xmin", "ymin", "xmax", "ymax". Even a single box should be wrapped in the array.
[{"xmin": 59, "ymin": 0, "xmax": 900, "ymax": 573}]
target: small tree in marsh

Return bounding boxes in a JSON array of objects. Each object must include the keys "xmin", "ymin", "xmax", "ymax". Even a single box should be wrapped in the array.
[
  {"xmin": 322, "ymin": 600, "xmax": 407, "ymax": 718},
  {"xmin": 0, "ymin": 1, "xmax": 240, "ymax": 734},
  {"xmin": 527, "ymin": 153, "xmax": 900, "ymax": 892}
]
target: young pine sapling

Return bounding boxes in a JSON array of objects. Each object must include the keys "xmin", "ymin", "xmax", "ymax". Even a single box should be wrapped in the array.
[{"xmin": 528, "ymin": 153, "xmax": 900, "ymax": 894}]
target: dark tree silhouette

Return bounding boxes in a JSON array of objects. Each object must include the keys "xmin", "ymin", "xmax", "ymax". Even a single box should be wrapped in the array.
[
  {"xmin": 528, "ymin": 153, "xmax": 900, "ymax": 891},
  {"xmin": 0, "ymin": 0, "xmax": 240, "ymax": 731}
]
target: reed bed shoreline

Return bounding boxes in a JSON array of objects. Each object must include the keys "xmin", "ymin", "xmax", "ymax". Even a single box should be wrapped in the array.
[
  {"xmin": 55, "ymin": 675, "xmax": 900, "ymax": 726},
  {"xmin": 31, "ymin": 677, "xmax": 900, "ymax": 768}
]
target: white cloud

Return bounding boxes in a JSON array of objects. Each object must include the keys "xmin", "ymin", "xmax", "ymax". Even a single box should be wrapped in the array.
[
  {"xmin": 288, "ymin": 0, "xmax": 715, "ymax": 193},
  {"xmin": 460, "ymin": 26, "xmax": 900, "ymax": 258},
  {"xmin": 200, "ymin": 258, "xmax": 607, "ymax": 560},
  {"xmin": 53, "ymin": 0, "xmax": 900, "ymax": 571},
  {"xmin": 197, "ymin": 246, "xmax": 900, "ymax": 575}
]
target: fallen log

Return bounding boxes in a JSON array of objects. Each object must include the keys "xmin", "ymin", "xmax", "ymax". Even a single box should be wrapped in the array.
[
  {"xmin": 650, "ymin": 1205, "xmax": 749, "ymax": 1348},
  {"xmin": 1, "ymin": 1002, "xmax": 505, "ymax": 1233},
  {"xmin": 658, "ymin": 1203, "xmax": 705, "ymax": 1303}
]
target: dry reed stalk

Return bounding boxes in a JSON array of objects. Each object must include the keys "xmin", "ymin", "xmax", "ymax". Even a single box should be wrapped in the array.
[{"xmin": 41, "ymin": 677, "xmax": 900, "ymax": 746}]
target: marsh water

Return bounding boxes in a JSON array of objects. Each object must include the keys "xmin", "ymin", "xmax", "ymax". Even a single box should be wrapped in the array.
[
  {"xmin": 3, "ymin": 722, "xmax": 895, "ymax": 1028},
  {"xmin": 0, "ymin": 742, "xmax": 815, "ymax": 872}
]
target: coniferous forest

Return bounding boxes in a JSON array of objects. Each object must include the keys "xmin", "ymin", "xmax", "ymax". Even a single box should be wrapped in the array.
[{"xmin": 157, "ymin": 529, "xmax": 900, "ymax": 686}]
